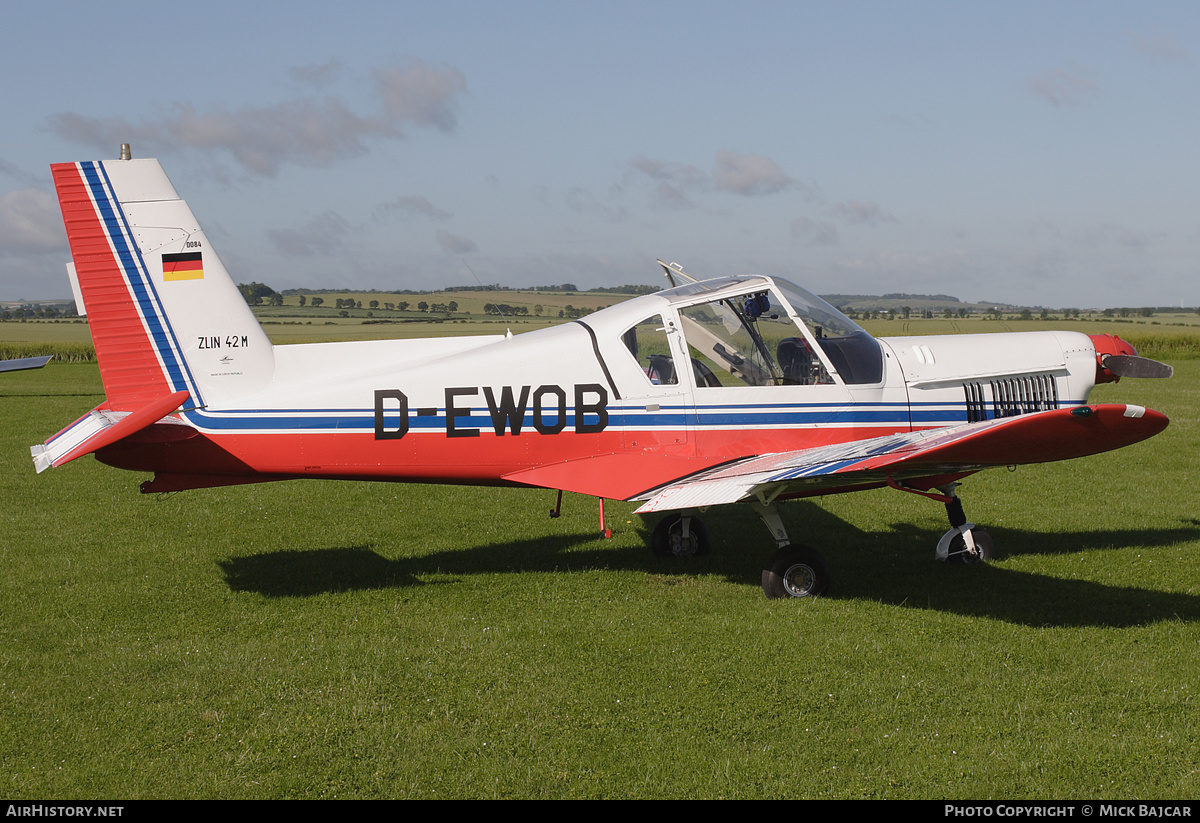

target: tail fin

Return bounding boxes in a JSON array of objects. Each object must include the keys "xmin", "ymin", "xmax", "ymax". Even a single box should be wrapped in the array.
[{"xmin": 51, "ymin": 157, "xmax": 274, "ymax": 410}]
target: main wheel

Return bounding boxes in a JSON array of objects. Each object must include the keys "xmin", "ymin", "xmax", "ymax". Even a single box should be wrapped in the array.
[
  {"xmin": 651, "ymin": 514, "xmax": 709, "ymax": 558},
  {"xmin": 762, "ymin": 545, "xmax": 830, "ymax": 599}
]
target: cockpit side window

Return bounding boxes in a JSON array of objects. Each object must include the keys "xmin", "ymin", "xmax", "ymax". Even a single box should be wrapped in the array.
[
  {"xmin": 621, "ymin": 314, "xmax": 679, "ymax": 386},
  {"xmin": 776, "ymin": 335, "xmax": 833, "ymax": 386},
  {"xmin": 678, "ymin": 291, "xmax": 834, "ymax": 387}
]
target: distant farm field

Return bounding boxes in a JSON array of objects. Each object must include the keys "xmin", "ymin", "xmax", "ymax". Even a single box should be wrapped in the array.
[
  {"xmin": 1, "ymin": 322, "xmax": 1198, "ymax": 798},
  {"xmin": 4, "ymin": 303, "xmax": 1200, "ymax": 358}
]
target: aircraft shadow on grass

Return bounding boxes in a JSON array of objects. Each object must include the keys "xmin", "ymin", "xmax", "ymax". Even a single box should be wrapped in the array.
[
  {"xmin": 218, "ymin": 531, "xmax": 636, "ymax": 599},
  {"xmin": 2, "ymin": 390, "xmax": 106, "ymax": 399},
  {"xmin": 218, "ymin": 505, "xmax": 1200, "ymax": 629},
  {"xmin": 748, "ymin": 504, "xmax": 1200, "ymax": 628}
]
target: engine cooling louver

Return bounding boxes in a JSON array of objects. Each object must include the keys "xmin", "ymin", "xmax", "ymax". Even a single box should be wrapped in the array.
[{"xmin": 964, "ymin": 373, "xmax": 1058, "ymax": 423}]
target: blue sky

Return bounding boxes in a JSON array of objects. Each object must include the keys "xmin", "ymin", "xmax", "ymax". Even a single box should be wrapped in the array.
[{"xmin": 2, "ymin": 1, "xmax": 1198, "ymax": 308}]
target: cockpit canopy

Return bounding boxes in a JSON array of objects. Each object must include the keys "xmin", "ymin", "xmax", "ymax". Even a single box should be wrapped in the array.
[{"xmin": 647, "ymin": 276, "xmax": 883, "ymax": 388}]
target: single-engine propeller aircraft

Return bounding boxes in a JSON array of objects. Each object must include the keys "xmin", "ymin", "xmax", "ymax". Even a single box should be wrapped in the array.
[{"xmin": 34, "ymin": 152, "xmax": 1173, "ymax": 598}]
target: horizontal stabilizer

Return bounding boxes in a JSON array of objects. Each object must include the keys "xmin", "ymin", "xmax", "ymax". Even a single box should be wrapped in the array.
[{"xmin": 32, "ymin": 390, "xmax": 190, "ymax": 472}]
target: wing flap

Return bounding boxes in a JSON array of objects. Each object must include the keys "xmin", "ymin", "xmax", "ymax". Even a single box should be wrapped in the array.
[
  {"xmin": 502, "ymin": 451, "xmax": 713, "ymax": 501},
  {"xmin": 634, "ymin": 404, "xmax": 1168, "ymax": 513}
]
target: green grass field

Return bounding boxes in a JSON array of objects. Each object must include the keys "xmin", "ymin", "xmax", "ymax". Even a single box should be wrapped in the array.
[{"xmin": 1, "ymin": 325, "xmax": 1197, "ymax": 798}]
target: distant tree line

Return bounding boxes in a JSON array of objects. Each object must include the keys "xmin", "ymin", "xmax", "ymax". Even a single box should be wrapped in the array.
[
  {"xmin": 483, "ymin": 303, "xmax": 529, "ymax": 316},
  {"xmin": 1, "ymin": 303, "xmax": 79, "ymax": 320},
  {"xmin": 238, "ymin": 282, "xmax": 281, "ymax": 306},
  {"xmin": 826, "ymin": 292, "xmax": 961, "ymax": 305},
  {"xmin": 239, "ymin": 281, "xmax": 1197, "ymax": 318},
  {"xmin": 279, "ymin": 282, "xmax": 657, "ymax": 296}
]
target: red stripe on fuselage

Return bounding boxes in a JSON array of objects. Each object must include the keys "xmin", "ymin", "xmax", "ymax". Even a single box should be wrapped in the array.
[{"xmin": 96, "ymin": 423, "xmax": 912, "ymax": 500}]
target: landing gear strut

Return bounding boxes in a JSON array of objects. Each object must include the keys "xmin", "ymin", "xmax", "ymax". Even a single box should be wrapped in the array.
[
  {"xmin": 649, "ymin": 481, "xmax": 993, "ymax": 600},
  {"xmin": 934, "ymin": 482, "xmax": 994, "ymax": 563},
  {"xmin": 651, "ymin": 512, "xmax": 709, "ymax": 558}
]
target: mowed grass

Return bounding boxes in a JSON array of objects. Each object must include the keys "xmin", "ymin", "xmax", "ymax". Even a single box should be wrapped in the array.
[{"xmin": 1, "ymin": 354, "xmax": 1198, "ymax": 797}]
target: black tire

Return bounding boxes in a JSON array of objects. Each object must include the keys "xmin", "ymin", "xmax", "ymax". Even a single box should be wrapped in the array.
[
  {"xmin": 650, "ymin": 514, "xmax": 709, "ymax": 558},
  {"xmin": 762, "ymin": 545, "xmax": 830, "ymax": 599},
  {"xmin": 953, "ymin": 528, "xmax": 995, "ymax": 564}
]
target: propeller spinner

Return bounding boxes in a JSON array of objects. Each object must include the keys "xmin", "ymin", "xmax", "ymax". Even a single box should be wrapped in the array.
[{"xmin": 1090, "ymin": 333, "xmax": 1173, "ymax": 383}]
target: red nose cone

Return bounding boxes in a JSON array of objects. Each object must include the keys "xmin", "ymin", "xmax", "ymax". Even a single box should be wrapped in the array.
[{"xmin": 1089, "ymin": 333, "xmax": 1137, "ymax": 384}]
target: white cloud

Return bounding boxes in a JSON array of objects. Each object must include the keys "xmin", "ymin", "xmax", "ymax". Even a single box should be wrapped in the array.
[
  {"xmin": 790, "ymin": 217, "xmax": 839, "ymax": 246},
  {"xmin": 712, "ymin": 149, "xmax": 796, "ymax": 196},
  {"xmin": 0, "ymin": 161, "xmax": 41, "ymax": 188},
  {"xmin": 1080, "ymin": 223, "xmax": 1150, "ymax": 249},
  {"xmin": 48, "ymin": 60, "xmax": 468, "ymax": 177},
  {"xmin": 290, "ymin": 60, "xmax": 348, "ymax": 88},
  {"xmin": 268, "ymin": 212, "xmax": 351, "ymax": 256},
  {"xmin": 628, "ymin": 150, "xmax": 802, "ymax": 206},
  {"xmin": 628, "ymin": 155, "xmax": 705, "ymax": 186},
  {"xmin": 627, "ymin": 155, "xmax": 705, "ymax": 210},
  {"xmin": 1128, "ymin": 30, "xmax": 1190, "ymax": 63},
  {"xmin": 0, "ymin": 188, "xmax": 66, "ymax": 255},
  {"xmin": 1029, "ymin": 66, "xmax": 1098, "ymax": 108},
  {"xmin": 374, "ymin": 195, "xmax": 451, "ymax": 222},
  {"xmin": 828, "ymin": 200, "xmax": 897, "ymax": 226},
  {"xmin": 564, "ymin": 187, "xmax": 628, "ymax": 222},
  {"xmin": 436, "ymin": 228, "xmax": 478, "ymax": 254},
  {"xmin": 373, "ymin": 62, "xmax": 466, "ymax": 132}
]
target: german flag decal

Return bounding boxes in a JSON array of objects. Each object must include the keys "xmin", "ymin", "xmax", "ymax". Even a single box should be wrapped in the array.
[{"xmin": 162, "ymin": 252, "xmax": 204, "ymax": 281}]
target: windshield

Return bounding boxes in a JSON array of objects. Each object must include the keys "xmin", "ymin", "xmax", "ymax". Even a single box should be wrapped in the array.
[{"xmin": 772, "ymin": 279, "xmax": 884, "ymax": 385}]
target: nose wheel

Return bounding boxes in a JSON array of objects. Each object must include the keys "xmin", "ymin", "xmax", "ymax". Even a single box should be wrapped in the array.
[
  {"xmin": 936, "ymin": 524, "xmax": 995, "ymax": 563},
  {"xmin": 935, "ymin": 482, "xmax": 995, "ymax": 563}
]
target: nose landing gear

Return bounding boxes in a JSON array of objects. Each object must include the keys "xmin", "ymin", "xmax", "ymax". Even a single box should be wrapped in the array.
[{"xmin": 934, "ymin": 482, "xmax": 995, "ymax": 563}]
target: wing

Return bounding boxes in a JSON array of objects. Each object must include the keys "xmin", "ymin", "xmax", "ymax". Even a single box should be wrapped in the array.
[
  {"xmin": 632, "ymin": 403, "xmax": 1168, "ymax": 513},
  {"xmin": 0, "ymin": 355, "xmax": 52, "ymax": 373}
]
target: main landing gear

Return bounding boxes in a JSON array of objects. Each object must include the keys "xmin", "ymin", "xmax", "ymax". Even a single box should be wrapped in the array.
[
  {"xmin": 750, "ymin": 500, "xmax": 831, "ymax": 599},
  {"xmin": 651, "ymin": 482, "xmax": 995, "ymax": 600},
  {"xmin": 651, "ymin": 512, "xmax": 709, "ymax": 558},
  {"xmin": 762, "ymin": 544, "xmax": 831, "ymax": 599},
  {"xmin": 650, "ymin": 501, "xmax": 833, "ymax": 599}
]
